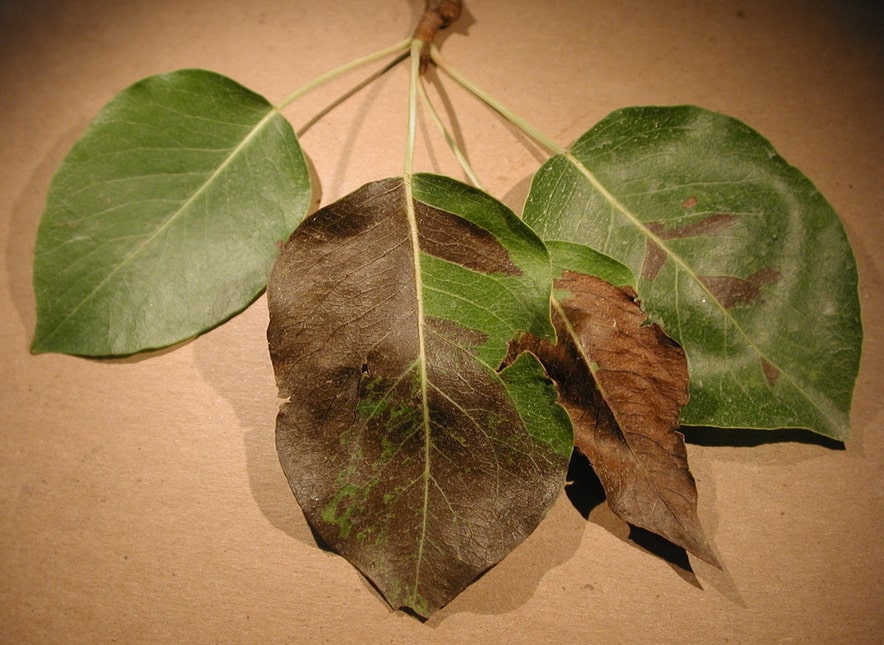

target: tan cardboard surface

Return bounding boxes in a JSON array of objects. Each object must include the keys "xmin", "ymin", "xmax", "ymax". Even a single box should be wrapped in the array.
[{"xmin": 1, "ymin": 1, "xmax": 881, "ymax": 642}]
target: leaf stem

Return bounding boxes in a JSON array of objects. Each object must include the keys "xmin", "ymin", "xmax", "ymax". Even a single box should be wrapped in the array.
[
  {"xmin": 277, "ymin": 37, "xmax": 411, "ymax": 112},
  {"xmin": 429, "ymin": 44, "xmax": 566, "ymax": 156},
  {"xmin": 417, "ymin": 77, "xmax": 484, "ymax": 189},
  {"xmin": 404, "ymin": 39, "xmax": 424, "ymax": 177},
  {"xmin": 296, "ymin": 49, "xmax": 409, "ymax": 137}
]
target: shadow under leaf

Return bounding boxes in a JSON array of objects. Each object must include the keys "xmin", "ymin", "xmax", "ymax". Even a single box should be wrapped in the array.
[
  {"xmin": 681, "ymin": 425, "xmax": 845, "ymax": 450},
  {"xmin": 564, "ymin": 448, "xmax": 606, "ymax": 519},
  {"xmin": 628, "ymin": 526, "xmax": 700, "ymax": 588},
  {"xmin": 565, "ymin": 448, "xmax": 701, "ymax": 586}
]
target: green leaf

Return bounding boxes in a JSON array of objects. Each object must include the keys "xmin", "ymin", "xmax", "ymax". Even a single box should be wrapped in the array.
[
  {"xmin": 32, "ymin": 69, "xmax": 312, "ymax": 356},
  {"xmin": 267, "ymin": 174, "xmax": 572, "ymax": 617},
  {"xmin": 524, "ymin": 106, "xmax": 862, "ymax": 440},
  {"xmin": 546, "ymin": 240, "xmax": 635, "ymax": 288}
]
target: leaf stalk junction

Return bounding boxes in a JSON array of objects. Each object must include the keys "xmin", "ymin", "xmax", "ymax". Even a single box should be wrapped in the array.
[{"xmin": 271, "ymin": 0, "xmax": 563, "ymax": 192}]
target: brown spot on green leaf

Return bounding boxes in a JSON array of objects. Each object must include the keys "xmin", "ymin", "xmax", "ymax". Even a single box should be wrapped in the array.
[
  {"xmin": 641, "ymin": 213, "xmax": 738, "ymax": 280},
  {"xmin": 761, "ymin": 358, "xmax": 780, "ymax": 386},
  {"xmin": 417, "ymin": 202, "xmax": 521, "ymax": 276},
  {"xmin": 699, "ymin": 267, "xmax": 780, "ymax": 309}
]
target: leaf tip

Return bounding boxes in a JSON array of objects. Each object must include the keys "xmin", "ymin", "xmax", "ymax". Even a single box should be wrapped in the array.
[
  {"xmin": 29, "ymin": 332, "xmax": 54, "ymax": 356},
  {"xmin": 690, "ymin": 536, "xmax": 723, "ymax": 570}
]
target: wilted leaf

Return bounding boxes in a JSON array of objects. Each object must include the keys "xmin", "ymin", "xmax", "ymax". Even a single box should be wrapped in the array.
[
  {"xmin": 32, "ymin": 69, "xmax": 311, "ymax": 356},
  {"xmin": 524, "ymin": 106, "xmax": 862, "ymax": 440},
  {"xmin": 510, "ymin": 268, "xmax": 718, "ymax": 566},
  {"xmin": 267, "ymin": 174, "xmax": 572, "ymax": 617}
]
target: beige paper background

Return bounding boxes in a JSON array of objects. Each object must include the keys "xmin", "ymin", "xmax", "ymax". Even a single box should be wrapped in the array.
[{"xmin": 1, "ymin": 0, "xmax": 881, "ymax": 642}]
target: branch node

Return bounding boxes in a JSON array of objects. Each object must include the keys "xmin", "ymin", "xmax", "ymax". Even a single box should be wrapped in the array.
[{"xmin": 413, "ymin": 0, "xmax": 463, "ymax": 72}]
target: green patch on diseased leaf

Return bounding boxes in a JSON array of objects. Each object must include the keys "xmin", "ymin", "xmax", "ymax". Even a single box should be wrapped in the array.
[
  {"xmin": 499, "ymin": 353, "xmax": 574, "ymax": 459},
  {"xmin": 546, "ymin": 240, "xmax": 635, "ymax": 288},
  {"xmin": 356, "ymin": 372, "xmax": 423, "ymax": 430},
  {"xmin": 322, "ymin": 484, "xmax": 363, "ymax": 539}
]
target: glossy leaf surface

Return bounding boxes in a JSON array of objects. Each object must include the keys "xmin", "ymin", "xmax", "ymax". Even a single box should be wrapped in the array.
[
  {"xmin": 267, "ymin": 174, "xmax": 572, "ymax": 617},
  {"xmin": 32, "ymin": 69, "xmax": 311, "ymax": 356},
  {"xmin": 524, "ymin": 106, "xmax": 862, "ymax": 440}
]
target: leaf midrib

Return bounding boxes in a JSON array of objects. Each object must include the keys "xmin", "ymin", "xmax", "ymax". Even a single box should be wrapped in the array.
[{"xmin": 402, "ymin": 173, "xmax": 433, "ymax": 606}]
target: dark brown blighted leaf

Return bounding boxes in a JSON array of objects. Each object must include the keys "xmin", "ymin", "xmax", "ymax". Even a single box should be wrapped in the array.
[
  {"xmin": 267, "ymin": 176, "xmax": 571, "ymax": 616},
  {"xmin": 512, "ymin": 271, "xmax": 719, "ymax": 566}
]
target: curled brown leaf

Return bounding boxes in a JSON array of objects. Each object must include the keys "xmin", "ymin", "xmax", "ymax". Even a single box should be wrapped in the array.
[{"xmin": 511, "ymin": 271, "xmax": 720, "ymax": 567}]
